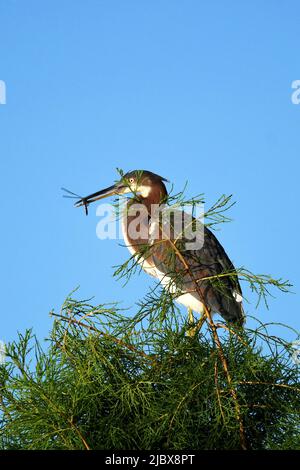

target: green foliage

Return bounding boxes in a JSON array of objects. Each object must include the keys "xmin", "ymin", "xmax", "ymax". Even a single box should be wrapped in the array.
[
  {"xmin": 1, "ymin": 186, "xmax": 299, "ymax": 450},
  {"xmin": 0, "ymin": 295, "xmax": 299, "ymax": 450}
]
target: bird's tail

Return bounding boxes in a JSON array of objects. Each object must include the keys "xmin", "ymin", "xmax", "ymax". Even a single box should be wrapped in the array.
[{"xmin": 218, "ymin": 291, "xmax": 245, "ymax": 326}]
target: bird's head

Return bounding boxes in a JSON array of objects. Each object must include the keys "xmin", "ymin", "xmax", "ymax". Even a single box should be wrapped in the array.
[{"xmin": 74, "ymin": 170, "xmax": 169, "ymax": 214}]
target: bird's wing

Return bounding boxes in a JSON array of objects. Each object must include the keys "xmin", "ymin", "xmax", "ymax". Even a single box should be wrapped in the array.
[{"xmin": 150, "ymin": 218, "xmax": 244, "ymax": 324}]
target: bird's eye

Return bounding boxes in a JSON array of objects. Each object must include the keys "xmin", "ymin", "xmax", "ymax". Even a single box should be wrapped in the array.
[{"xmin": 129, "ymin": 178, "xmax": 135, "ymax": 184}]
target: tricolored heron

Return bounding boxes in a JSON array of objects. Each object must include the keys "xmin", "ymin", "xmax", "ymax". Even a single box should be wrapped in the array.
[{"xmin": 73, "ymin": 170, "xmax": 245, "ymax": 327}]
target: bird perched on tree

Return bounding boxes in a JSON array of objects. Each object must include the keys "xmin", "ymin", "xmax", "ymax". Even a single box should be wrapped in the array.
[{"xmin": 71, "ymin": 170, "xmax": 245, "ymax": 326}]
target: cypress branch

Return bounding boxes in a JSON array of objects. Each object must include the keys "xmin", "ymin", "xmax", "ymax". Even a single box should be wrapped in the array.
[
  {"xmin": 0, "ymin": 191, "xmax": 299, "ymax": 450},
  {"xmin": 1, "ymin": 297, "xmax": 299, "ymax": 450}
]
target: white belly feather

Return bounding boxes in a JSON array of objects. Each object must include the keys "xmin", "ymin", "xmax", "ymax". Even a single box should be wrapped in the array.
[{"xmin": 121, "ymin": 211, "xmax": 204, "ymax": 313}]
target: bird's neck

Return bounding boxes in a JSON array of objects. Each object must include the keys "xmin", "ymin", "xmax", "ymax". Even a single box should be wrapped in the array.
[
  {"xmin": 136, "ymin": 183, "xmax": 168, "ymax": 214},
  {"xmin": 122, "ymin": 183, "xmax": 168, "ymax": 253}
]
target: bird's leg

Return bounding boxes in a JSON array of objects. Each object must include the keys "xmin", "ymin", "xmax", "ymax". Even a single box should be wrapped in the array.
[
  {"xmin": 188, "ymin": 307, "xmax": 194, "ymax": 324},
  {"xmin": 186, "ymin": 308, "xmax": 206, "ymax": 337},
  {"xmin": 195, "ymin": 313, "xmax": 206, "ymax": 332},
  {"xmin": 186, "ymin": 307, "xmax": 197, "ymax": 337}
]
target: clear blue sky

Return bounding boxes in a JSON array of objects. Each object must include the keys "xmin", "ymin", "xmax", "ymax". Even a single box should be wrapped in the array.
[{"xmin": 0, "ymin": 1, "xmax": 299, "ymax": 347}]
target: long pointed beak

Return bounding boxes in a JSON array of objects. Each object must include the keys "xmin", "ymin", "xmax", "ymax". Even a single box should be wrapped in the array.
[{"xmin": 75, "ymin": 183, "xmax": 123, "ymax": 215}]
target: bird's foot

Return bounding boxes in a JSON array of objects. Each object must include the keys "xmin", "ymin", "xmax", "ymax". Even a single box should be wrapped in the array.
[{"xmin": 186, "ymin": 309, "xmax": 205, "ymax": 337}]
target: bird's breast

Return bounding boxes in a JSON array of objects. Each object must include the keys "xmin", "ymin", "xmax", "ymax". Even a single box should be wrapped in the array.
[{"xmin": 121, "ymin": 203, "xmax": 157, "ymax": 278}]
